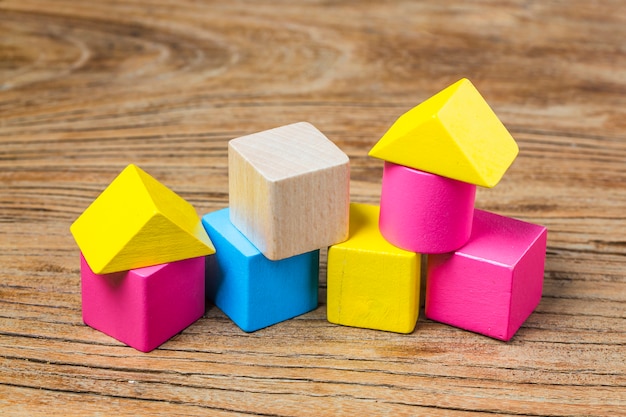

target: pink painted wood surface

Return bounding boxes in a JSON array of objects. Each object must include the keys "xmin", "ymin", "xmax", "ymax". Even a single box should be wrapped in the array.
[
  {"xmin": 81, "ymin": 253, "xmax": 205, "ymax": 352},
  {"xmin": 425, "ymin": 209, "xmax": 548, "ymax": 341},
  {"xmin": 379, "ymin": 161, "xmax": 476, "ymax": 253},
  {"xmin": 2, "ymin": 1, "xmax": 624, "ymax": 414}
]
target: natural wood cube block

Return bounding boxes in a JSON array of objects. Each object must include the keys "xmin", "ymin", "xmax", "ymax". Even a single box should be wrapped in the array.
[{"xmin": 228, "ymin": 122, "xmax": 350, "ymax": 260}]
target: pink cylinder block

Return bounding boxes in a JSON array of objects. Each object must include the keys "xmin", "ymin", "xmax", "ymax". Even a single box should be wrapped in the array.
[{"xmin": 379, "ymin": 161, "xmax": 476, "ymax": 253}]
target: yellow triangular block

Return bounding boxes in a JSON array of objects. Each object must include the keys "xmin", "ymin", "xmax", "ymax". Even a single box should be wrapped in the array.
[
  {"xmin": 70, "ymin": 164, "xmax": 215, "ymax": 274},
  {"xmin": 369, "ymin": 78, "xmax": 519, "ymax": 187}
]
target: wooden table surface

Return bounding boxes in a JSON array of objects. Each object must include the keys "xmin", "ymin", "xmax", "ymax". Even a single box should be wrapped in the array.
[{"xmin": 1, "ymin": 1, "xmax": 624, "ymax": 415}]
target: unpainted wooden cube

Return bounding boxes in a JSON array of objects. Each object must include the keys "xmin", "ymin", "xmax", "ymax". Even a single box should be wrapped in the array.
[{"xmin": 228, "ymin": 122, "xmax": 350, "ymax": 260}]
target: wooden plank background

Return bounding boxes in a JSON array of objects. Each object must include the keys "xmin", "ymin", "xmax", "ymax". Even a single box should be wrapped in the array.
[{"xmin": 1, "ymin": 1, "xmax": 624, "ymax": 415}]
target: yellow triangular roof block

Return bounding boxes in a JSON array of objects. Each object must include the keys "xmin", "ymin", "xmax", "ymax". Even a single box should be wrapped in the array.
[
  {"xmin": 70, "ymin": 164, "xmax": 215, "ymax": 274},
  {"xmin": 369, "ymin": 78, "xmax": 519, "ymax": 187}
]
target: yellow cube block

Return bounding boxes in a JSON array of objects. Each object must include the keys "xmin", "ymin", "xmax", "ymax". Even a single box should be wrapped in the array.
[
  {"xmin": 327, "ymin": 203, "xmax": 421, "ymax": 333},
  {"xmin": 369, "ymin": 78, "xmax": 518, "ymax": 188},
  {"xmin": 70, "ymin": 164, "xmax": 215, "ymax": 274}
]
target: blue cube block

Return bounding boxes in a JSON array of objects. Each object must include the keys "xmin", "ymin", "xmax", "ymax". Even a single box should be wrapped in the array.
[{"xmin": 201, "ymin": 208, "xmax": 319, "ymax": 332}]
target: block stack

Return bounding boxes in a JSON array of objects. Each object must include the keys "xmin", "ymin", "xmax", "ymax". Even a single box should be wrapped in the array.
[
  {"xmin": 71, "ymin": 78, "xmax": 548, "ymax": 350},
  {"xmin": 327, "ymin": 78, "xmax": 547, "ymax": 341},
  {"xmin": 201, "ymin": 122, "xmax": 350, "ymax": 332},
  {"xmin": 70, "ymin": 164, "xmax": 215, "ymax": 352}
]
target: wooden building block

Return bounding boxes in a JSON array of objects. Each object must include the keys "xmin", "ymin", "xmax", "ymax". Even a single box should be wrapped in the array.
[
  {"xmin": 202, "ymin": 208, "xmax": 319, "ymax": 333},
  {"xmin": 368, "ymin": 78, "xmax": 518, "ymax": 188},
  {"xmin": 379, "ymin": 161, "xmax": 476, "ymax": 253},
  {"xmin": 228, "ymin": 122, "xmax": 349, "ymax": 260},
  {"xmin": 425, "ymin": 209, "xmax": 548, "ymax": 341},
  {"xmin": 80, "ymin": 253, "xmax": 205, "ymax": 352},
  {"xmin": 71, "ymin": 164, "xmax": 215, "ymax": 274},
  {"xmin": 327, "ymin": 203, "xmax": 421, "ymax": 334}
]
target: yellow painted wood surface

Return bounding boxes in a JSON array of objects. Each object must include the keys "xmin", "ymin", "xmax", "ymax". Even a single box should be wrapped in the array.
[
  {"xmin": 70, "ymin": 164, "xmax": 215, "ymax": 273},
  {"xmin": 1, "ymin": 1, "xmax": 625, "ymax": 416},
  {"xmin": 369, "ymin": 78, "xmax": 519, "ymax": 187},
  {"xmin": 327, "ymin": 203, "xmax": 420, "ymax": 333},
  {"xmin": 228, "ymin": 122, "xmax": 349, "ymax": 260}
]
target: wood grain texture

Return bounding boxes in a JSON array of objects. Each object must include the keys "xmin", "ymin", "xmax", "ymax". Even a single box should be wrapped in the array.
[
  {"xmin": 228, "ymin": 122, "xmax": 349, "ymax": 260},
  {"xmin": 0, "ymin": 1, "xmax": 624, "ymax": 416}
]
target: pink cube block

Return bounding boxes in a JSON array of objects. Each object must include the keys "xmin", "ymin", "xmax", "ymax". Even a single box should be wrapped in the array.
[
  {"xmin": 379, "ymin": 161, "xmax": 476, "ymax": 253},
  {"xmin": 81, "ymin": 253, "xmax": 205, "ymax": 352},
  {"xmin": 425, "ymin": 209, "xmax": 547, "ymax": 341}
]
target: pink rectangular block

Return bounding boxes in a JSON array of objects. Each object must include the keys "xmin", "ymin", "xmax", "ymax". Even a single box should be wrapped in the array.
[
  {"xmin": 81, "ymin": 253, "xmax": 205, "ymax": 352},
  {"xmin": 425, "ymin": 209, "xmax": 547, "ymax": 341}
]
